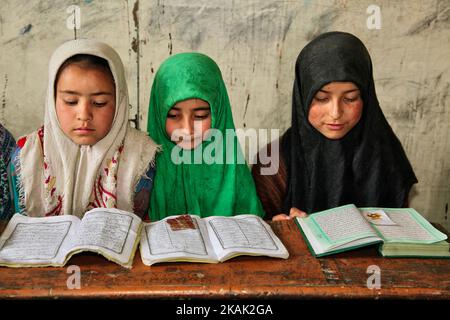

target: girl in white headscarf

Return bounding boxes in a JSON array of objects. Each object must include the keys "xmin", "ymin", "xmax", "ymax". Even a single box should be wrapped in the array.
[{"xmin": 10, "ymin": 39, "xmax": 159, "ymax": 218}]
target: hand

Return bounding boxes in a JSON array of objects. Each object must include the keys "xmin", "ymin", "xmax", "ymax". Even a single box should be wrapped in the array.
[{"xmin": 272, "ymin": 207, "xmax": 308, "ymax": 221}]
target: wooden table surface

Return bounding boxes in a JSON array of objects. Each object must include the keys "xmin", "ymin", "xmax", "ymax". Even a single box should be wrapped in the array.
[{"xmin": 0, "ymin": 220, "xmax": 449, "ymax": 300}]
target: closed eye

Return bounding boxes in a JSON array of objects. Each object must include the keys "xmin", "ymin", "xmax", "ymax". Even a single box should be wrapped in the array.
[
  {"xmin": 343, "ymin": 95, "xmax": 360, "ymax": 103},
  {"xmin": 194, "ymin": 113, "xmax": 210, "ymax": 120},
  {"xmin": 64, "ymin": 100, "xmax": 78, "ymax": 106},
  {"xmin": 314, "ymin": 97, "xmax": 329, "ymax": 103},
  {"xmin": 93, "ymin": 101, "xmax": 108, "ymax": 107},
  {"xmin": 167, "ymin": 113, "xmax": 179, "ymax": 119}
]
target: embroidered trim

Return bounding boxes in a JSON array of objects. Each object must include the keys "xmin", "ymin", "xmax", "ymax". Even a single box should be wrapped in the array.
[
  {"xmin": 12, "ymin": 147, "xmax": 26, "ymax": 214},
  {"xmin": 87, "ymin": 143, "xmax": 124, "ymax": 210},
  {"xmin": 38, "ymin": 126, "xmax": 63, "ymax": 216}
]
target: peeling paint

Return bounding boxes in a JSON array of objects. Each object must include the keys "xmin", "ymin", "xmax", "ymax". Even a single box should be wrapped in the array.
[
  {"xmin": 19, "ymin": 24, "xmax": 32, "ymax": 35},
  {"xmin": 243, "ymin": 93, "xmax": 250, "ymax": 120},
  {"xmin": 168, "ymin": 32, "xmax": 172, "ymax": 55},
  {"xmin": 1, "ymin": 74, "xmax": 7, "ymax": 122},
  {"xmin": 306, "ymin": 9, "xmax": 340, "ymax": 41},
  {"xmin": 406, "ymin": 1, "xmax": 450, "ymax": 35}
]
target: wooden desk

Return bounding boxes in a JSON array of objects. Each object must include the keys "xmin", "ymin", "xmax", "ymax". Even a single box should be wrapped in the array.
[{"xmin": 0, "ymin": 220, "xmax": 449, "ymax": 299}]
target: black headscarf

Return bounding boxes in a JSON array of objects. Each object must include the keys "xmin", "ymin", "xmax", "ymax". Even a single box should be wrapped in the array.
[{"xmin": 282, "ymin": 31, "xmax": 417, "ymax": 214}]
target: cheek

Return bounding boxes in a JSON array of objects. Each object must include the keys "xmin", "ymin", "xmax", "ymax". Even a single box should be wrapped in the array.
[
  {"xmin": 165, "ymin": 119, "xmax": 175, "ymax": 138},
  {"xmin": 95, "ymin": 106, "xmax": 115, "ymax": 134},
  {"xmin": 307, "ymin": 105, "xmax": 324, "ymax": 129},
  {"xmin": 55, "ymin": 103, "xmax": 72, "ymax": 131},
  {"xmin": 201, "ymin": 117, "xmax": 212, "ymax": 135},
  {"xmin": 347, "ymin": 101, "xmax": 363, "ymax": 127}
]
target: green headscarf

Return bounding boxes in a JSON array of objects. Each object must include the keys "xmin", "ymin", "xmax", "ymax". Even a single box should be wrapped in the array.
[{"xmin": 147, "ymin": 52, "xmax": 265, "ymax": 220}]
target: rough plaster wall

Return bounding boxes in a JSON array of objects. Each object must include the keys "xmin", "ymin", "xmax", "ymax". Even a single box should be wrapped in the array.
[{"xmin": 0, "ymin": 0, "xmax": 449, "ymax": 229}]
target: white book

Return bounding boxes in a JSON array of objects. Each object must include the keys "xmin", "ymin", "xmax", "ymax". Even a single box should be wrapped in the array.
[
  {"xmin": 140, "ymin": 214, "xmax": 289, "ymax": 265},
  {"xmin": 0, "ymin": 211, "xmax": 289, "ymax": 268},
  {"xmin": 0, "ymin": 208, "xmax": 142, "ymax": 268}
]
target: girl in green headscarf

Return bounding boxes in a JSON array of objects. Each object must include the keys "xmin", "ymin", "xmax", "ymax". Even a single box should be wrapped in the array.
[{"xmin": 147, "ymin": 52, "xmax": 265, "ymax": 220}]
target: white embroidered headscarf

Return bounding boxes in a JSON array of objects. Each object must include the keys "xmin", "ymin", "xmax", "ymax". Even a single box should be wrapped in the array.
[{"xmin": 18, "ymin": 39, "xmax": 158, "ymax": 217}]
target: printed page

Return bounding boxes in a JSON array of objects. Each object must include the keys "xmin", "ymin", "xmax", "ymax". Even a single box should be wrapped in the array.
[
  {"xmin": 69, "ymin": 208, "xmax": 141, "ymax": 268},
  {"xmin": 306, "ymin": 204, "xmax": 381, "ymax": 250},
  {"xmin": 362, "ymin": 208, "xmax": 448, "ymax": 244},
  {"xmin": 140, "ymin": 215, "xmax": 217, "ymax": 266},
  {"xmin": 204, "ymin": 215, "xmax": 289, "ymax": 261},
  {"xmin": 0, "ymin": 214, "xmax": 80, "ymax": 267}
]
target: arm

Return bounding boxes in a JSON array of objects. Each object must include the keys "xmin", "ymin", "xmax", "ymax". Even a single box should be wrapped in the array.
[
  {"xmin": 1, "ymin": 128, "xmax": 16, "ymax": 220},
  {"xmin": 9, "ymin": 147, "xmax": 23, "ymax": 215},
  {"xmin": 251, "ymin": 141, "xmax": 288, "ymax": 220},
  {"xmin": 133, "ymin": 163, "xmax": 156, "ymax": 220},
  {"xmin": 251, "ymin": 142, "xmax": 308, "ymax": 221}
]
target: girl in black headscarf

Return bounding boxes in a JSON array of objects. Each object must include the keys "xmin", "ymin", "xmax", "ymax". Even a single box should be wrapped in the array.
[{"xmin": 252, "ymin": 31, "xmax": 417, "ymax": 221}]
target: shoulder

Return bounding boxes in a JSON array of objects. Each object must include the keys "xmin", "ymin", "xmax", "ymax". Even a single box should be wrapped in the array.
[
  {"xmin": 16, "ymin": 127, "xmax": 43, "ymax": 151},
  {"xmin": 121, "ymin": 128, "xmax": 160, "ymax": 178},
  {"xmin": 124, "ymin": 128, "xmax": 161, "ymax": 152},
  {"xmin": 1, "ymin": 127, "xmax": 16, "ymax": 161},
  {"xmin": 0, "ymin": 125, "xmax": 15, "ymax": 145},
  {"xmin": 252, "ymin": 136, "xmax": 286, "ymax": 177}
]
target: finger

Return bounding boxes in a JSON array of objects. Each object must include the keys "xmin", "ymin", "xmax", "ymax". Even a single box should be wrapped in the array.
[
  {"xmin": 272, "ymin": 214, "xmax": 290, "ymax": 221},
  {"xmin": 290, "ymin": 207, "xmax": 308, "ymax": 218}
]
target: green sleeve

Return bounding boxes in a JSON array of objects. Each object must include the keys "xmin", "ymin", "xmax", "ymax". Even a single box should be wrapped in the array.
[{"xmin": 9, "ymin": 149, "xmax": 21, "ymax": 214}]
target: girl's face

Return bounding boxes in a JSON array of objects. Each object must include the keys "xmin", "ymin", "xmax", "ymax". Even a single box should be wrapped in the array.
[
  {"xmin": 308, "ymin": 82, "xmax": 363, "ymax": 139},
  {"xmin": 55, "ymin": 63, "xmax": 116, "ymax": 146},
  {"xmin": 165, "ymin": 98, "xmax": 212, "ymax": 150}
]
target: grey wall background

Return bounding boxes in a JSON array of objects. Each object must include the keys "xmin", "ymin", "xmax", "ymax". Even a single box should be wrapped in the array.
[{"xmin": 1, "ymin": 0, "xmax": 449, "ymax": 229}]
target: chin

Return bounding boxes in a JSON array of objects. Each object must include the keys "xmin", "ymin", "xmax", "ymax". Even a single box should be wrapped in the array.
[
  {"xmin": 322, "ymin": 131, "xmax": 347, "ymax": 140},
  {"xmin": 71, "ymin": 137, "xmax": 98, "ymax": 146},
  {"xmin": 177, "ymin": 141, "xmax": 202, "ymax": 150}
]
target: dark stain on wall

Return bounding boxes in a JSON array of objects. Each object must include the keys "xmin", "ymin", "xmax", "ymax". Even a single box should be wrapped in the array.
[
  {"xmin": 1, "ymin": 74, "xmax": 8, "ymax": 122},
  {"xmin": 391, "ymin": 74, "xmax": 449, "ymax": 124},
  {"xmin": 406, "ymin": 0, "xmax": 450, "ymax": 35},
  {"xmin": 131, "ymin": 0, "xmax": 139, "ymax": 53},
  {"xmin": 306, "ymin": 9, "xmax": 340, "ymax": 42},
  {"xmin": 19, "ymin": 24, "xmax": 32, "ymax": 35},
  {"xmin": 445, "ymin": 203, "xmax": 448, "ymax": 220},
  {"xmin": 243, "ymin": 93, "xmax": 250, "ymax": 120}
]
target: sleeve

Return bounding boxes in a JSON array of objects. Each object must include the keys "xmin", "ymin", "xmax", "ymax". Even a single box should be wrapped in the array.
[
  {"xmin": 133, "ymin": 162, "xmax": 156, "ymax": 220},
  {"xmin": 0, "ymin": 130, "xmax": 16, "ymax": 220},
  {"xmin": 251, "ymin": 142, "xmax": 288, "ymax": 220},
  {"xmin": 0, "ymin": 158, "xmax": 13, "ymax": 220},
  {"xmin": 9, "ymin": 146, "xmax": 23, "ymax": 215}
]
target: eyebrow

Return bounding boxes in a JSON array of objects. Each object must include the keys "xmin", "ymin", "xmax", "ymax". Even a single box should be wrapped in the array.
[
  {"xmin": 170, "ymin": 106, "xmax": 210, "ymax": 111},
  {"xmin": 58, "ymin": 90, "xmax": 113, "ymax": 96},
  {"xmin": 318, "ymin": 88, "xmax": 360, "ymax": 94}
]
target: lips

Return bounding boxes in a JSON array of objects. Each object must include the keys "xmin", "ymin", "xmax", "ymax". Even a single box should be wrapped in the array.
[
  {"xmin": 171, "ymin": 134, "xmax": 202, "ymax": 143},
  {"xmin": 326, "ymin": 123, "xmax": 344, "ymax": 130},
  {"xmin": 74, "ymin": 127, "xmax": 95, "ymax": 134}
]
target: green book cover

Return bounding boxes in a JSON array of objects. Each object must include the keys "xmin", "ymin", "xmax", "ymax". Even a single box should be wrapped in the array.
[{"xmin": 295, "ymin": 204, "xmax": 449, "ymax": 258}]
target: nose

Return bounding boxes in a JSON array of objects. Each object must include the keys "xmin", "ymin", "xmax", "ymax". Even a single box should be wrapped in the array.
[
  {"xmin": 329, "ymin": 98, "xmax": 343, "ymax": 120},
  {"xmin": 77, "ymin": 100, "xmax": 93, "ymax": 121},
  {"xmin": 182, "ymin": 116, "xmax": 194, "ymax": 135}
]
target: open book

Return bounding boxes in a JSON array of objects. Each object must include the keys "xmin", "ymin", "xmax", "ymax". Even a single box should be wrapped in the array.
[
  {"xmin": 296, "ymin": 204, "xmax": 450, "ymax": 258},
  {"xmin": 0, "ymin": 208, "xmax": 142, "ymax": 268},
  {"xmin": 0, "ymin": 210, "xmax": 288, "ymax": 268},
  {"xmin": 139, "ymin": 214, "xmax": 289, "ymax": 265}
]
